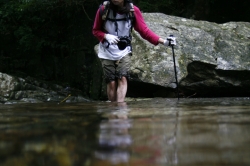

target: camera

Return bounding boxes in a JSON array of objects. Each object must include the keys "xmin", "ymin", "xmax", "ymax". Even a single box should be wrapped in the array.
[{"xmin": 117, "ymin": 36, "xmax": 131, "ymax": 50}]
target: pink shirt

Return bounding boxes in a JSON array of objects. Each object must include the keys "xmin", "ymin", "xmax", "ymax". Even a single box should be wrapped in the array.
[{"xmin": 92, "ymin": 5, "xmax": 160, "ymax": 45}]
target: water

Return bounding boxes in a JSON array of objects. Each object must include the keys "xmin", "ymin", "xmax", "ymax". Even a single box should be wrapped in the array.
[{"xmin": 0, "ymin": 97, "xmax": 250, "ymax": 166}]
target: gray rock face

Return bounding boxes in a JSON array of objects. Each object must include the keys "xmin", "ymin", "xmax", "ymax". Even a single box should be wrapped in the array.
[
  {"xmin": 0, "ymin": 72, "xmax": 89, "ymax": 104},
  {"xmin": 129, "ymin": 13, "xmax": 250, "ymax": 97}
]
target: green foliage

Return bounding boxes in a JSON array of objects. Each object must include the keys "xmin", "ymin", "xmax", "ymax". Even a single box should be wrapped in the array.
[
  {"xmin": 0, "ymin": 0, "xmax": 98, "ymax": 72},
  {"xmin": 0, "ymin": 0, "xmax": 102, "ymax": 98}
]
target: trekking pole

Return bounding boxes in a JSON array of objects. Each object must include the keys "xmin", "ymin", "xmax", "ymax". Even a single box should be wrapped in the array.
[{"xmin": 169, "ymin": 35, "xmax": 179, "ymax": 100}]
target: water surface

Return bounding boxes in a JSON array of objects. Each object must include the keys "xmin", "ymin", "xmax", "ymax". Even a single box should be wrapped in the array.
[{"xmin": 0, "ymin": 97, "xmax": 250, "ymax": 166}]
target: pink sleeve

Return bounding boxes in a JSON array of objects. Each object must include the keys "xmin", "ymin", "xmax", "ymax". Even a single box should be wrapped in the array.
[
  {"xmin": 92, "ymin": 8, "xmax": 106, "ymax": 42},
  {"xmin": 133, "ymin": 6, "xmax": 160, "ymax": 45}
]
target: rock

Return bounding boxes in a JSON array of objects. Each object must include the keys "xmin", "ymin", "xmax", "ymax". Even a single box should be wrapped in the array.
[{"xmin": 0, "ymin": 72, "xmax": 90, "ymax": 104}]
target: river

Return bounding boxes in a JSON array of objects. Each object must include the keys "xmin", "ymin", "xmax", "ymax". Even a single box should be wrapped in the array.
[{"xmin": 0, "ymin": 97, "xmax": 250, "ymax": 166}]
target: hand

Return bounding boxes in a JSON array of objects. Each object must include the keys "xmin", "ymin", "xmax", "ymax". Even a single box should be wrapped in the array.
[
  {"xmin": 164, "ymin": 36, "xmax": 176, "ymax": 46},
  {"xmin": 105, "ymin": 34, "xmax": 120, "ymax": 44}
]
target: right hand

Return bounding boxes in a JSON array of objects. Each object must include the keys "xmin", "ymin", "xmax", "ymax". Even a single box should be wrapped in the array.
[{"xmin": 105, "ymin": 34, "xmax": 120, "ymax": 44}]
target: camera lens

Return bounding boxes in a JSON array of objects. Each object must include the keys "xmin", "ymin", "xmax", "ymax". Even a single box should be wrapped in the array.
[
  {"xmin": 117, "ymin": 36, "xmax": 131, "ymax": 50},
  {"xmin": 117, "ymin": 40, "xmax": 127, "ymax": 50}
]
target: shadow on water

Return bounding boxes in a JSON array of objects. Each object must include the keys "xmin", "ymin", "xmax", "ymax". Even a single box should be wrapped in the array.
[{"xmin": 0, "ymin": 97, "xmax": 250, "ymax": 166}]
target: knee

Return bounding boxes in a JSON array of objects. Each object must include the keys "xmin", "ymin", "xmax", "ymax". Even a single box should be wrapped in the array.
[
  {"xmin": 120, "ymin": 76, "xmax": 127, "ymax": 81},
  {"xmin": 108, "ymin": 81, "xmax": 117, "ymax": 88},
  {"xmin": 119, "ymin": 76, "xmax": 127, "ymax": 85}
]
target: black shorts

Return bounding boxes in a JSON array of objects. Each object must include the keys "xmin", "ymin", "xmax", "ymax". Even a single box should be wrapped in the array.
[{"xmin": 100, "ymin": 54, "xmax": 131, "ymax": 83}]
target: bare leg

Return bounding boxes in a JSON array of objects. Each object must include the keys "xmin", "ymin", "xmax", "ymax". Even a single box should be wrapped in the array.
[
  {"xmin": 107, "ymin": 81, "xmax": 117, "ymax": 102},
  {"xmin": 116, "ymin": 76, "xmax": 128, "ymax": 102}
]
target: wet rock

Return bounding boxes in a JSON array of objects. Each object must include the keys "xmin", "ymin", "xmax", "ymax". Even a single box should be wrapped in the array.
[{"xmin": 0, "ymin": 72, "xmax": 90, "ymax": 104}]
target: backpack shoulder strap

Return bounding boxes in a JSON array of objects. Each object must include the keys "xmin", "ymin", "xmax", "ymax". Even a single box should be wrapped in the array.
[
  {"xmin": 100, "ymin": 1, "xmax": 135, "ymax": 21},
  {"xmin": 129, "ymin": 2, "xmax": 135, "ymax": 19},
  {"xmin": 99, "ymin": 1, "xmax": 135, "ymax": 33},
  {"xmin": 99, "ymin": 1, "xmax": 110, "ymax": 21},
  {"xmin": 128, "ymin": 2, "xmax": 135, "ymax": 31}
]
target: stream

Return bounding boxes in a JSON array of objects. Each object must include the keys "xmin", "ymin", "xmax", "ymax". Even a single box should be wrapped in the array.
[{"xmin": 0, "ymin": 97, "xmax": 250, "ymax": 166}]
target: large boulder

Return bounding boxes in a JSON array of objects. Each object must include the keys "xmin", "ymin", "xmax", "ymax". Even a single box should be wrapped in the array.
[{"xmin": 114, "ymin": 13, "xmax": 250, "ymax": 97}]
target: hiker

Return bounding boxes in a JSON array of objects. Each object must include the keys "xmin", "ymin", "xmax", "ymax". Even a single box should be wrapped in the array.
[{"xmin": 92, "ymin": 0, "xmax": 176, "ymax": 102}]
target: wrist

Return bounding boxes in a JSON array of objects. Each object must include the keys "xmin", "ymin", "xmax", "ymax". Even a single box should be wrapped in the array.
[{"xmin": 158, "ymin": 38, "xmax": 165, "ymax": 45}]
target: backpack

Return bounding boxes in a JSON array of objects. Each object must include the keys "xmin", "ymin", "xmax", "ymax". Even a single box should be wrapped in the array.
[{"xmin": 99, "ymin": 0, "xmax": 135, "ymax": 33}]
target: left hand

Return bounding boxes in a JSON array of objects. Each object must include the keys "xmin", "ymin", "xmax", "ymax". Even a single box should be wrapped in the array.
[{"xmin": 164, "ymin": 36, "xmax": 176, "ymax": 46}]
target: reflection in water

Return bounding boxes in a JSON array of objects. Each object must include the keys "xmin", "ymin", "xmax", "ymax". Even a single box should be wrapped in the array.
[
  {"xmin": 0, "ymin": 98, "xmax": 250, "ymax": 166},
  {"xmin": 94, "ymin": 101, "xmax": 181, "ymax": 166},
  {"xmin": 95, "ymin": 102, "xmax": 132, "ymax": 165},
  {"xmin": 127, "ymin": 104, "xmax": 180, "ymax": 166}
]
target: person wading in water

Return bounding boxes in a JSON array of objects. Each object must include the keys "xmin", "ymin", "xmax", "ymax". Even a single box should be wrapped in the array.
[{"xmin": 92, "ymin": 0, "xmax": 176, "ymax": 102}]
